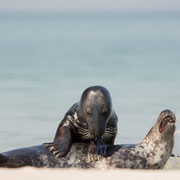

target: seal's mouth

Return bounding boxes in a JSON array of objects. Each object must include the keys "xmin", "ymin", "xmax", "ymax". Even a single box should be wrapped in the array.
[{"xmin": 159, "ymin": 116, "xmax": 175, "ymax": 133}]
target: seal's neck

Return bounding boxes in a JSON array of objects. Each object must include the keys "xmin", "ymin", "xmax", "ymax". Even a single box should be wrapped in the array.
[
  {"xmin": 141, "ymin": 125, "xmax": 174, "ymax": 148},
  {"xmin": 140, "ymin": 125, "xmax": 174, "ymax": 168}
]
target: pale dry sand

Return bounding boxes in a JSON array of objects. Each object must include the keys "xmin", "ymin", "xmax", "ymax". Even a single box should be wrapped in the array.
[
  {"xmin": 0, "ymin": 158, "xmax": 180, "ymax": 180},
  {"xmin": 0, "ymin": 167, "xmax": 180, "ymax": 180}
]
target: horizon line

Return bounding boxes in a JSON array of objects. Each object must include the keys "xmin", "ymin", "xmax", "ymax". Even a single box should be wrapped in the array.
[{"xmin": 0, "ymin": 9, "xmax": 180, "ymax": 14}]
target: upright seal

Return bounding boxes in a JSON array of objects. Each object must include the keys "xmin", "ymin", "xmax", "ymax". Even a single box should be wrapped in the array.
[
  {"xmin": 44, "ymin": 85, "xmax": 118, "ymax": 158},
  {"xmin": 0, "ymin": 110, "xmax": 175, "ymax": 169}
]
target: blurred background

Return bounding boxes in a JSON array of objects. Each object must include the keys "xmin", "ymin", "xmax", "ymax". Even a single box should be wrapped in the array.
[{"xmin": 0, "ymin": 0, "xmax": 180, "ymax": 155}]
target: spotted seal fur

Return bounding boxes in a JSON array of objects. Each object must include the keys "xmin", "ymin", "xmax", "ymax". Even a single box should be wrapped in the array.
[{"xmin": 0, "ymin": 109, "xmax": 175, "ymax": 169}]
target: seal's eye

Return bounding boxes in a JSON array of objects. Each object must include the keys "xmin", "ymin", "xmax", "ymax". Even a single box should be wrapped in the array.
[{"xmin": 86, "ymin": 109, "xmax": 92, "ymax": 116}]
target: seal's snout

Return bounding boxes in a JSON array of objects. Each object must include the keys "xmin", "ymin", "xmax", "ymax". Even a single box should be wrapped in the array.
[
  {"xmin": 94, "ymin": 130, "xmax": 104, "ymax": 138},
  {"xmin": 159, "ymin": 109, "xmax": 176, "ymax": 133},
  {"xmin": 90, "ymin": 126, "xmax": 105, "ymax": 138},
  {"xmin": 159, "ymin": 109, "xmax": 176, "ymax": 122}
]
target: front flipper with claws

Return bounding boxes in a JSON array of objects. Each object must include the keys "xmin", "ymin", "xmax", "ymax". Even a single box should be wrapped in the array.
[
  {"xmin": 44, "ymin": 120, "xmax": 73, "ymax": 158},
  {"xmin": 44, "ymin": 141, "xmax": 70, "ymax": 158}
]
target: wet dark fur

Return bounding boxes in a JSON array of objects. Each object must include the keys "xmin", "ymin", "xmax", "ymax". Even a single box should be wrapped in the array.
[
  {"xmin": 0, "ymin": 144, "xmax": 93, "ymax": 168},
  {"xmin": 44, "ymin": 86, "xmax": 118, "ymax": 157}
]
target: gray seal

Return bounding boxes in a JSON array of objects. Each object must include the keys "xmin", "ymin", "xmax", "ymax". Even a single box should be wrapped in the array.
[
  {"xmin": 44, "ymin": 85, "xmax": 118, "ymax": 158},
  {"xmin": 0, "ymin": 109, "xmax": 175, "ymax": 169}
]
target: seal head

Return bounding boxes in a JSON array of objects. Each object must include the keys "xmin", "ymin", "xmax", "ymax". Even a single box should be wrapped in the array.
[
  {"xmin": 158, "ymin": 109, "xmax": 176, "ymax": 136},
  {"xmin": 142, "ymin": 109, "xmax": 176, "ymax": 145},
  {"xmin": 78, "ymin": 86, "xmax": 113, "ymax": 139}
]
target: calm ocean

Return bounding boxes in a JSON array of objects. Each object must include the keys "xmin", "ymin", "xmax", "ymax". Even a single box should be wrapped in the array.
[{"xmin": 0, "ymin": 12, "xmax": 180, "ymax": 154}]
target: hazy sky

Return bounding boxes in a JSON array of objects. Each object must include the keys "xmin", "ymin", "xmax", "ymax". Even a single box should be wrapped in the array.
[{"xmin": 0, "ymin": 0, "xmax": 180, "ymax": 12}]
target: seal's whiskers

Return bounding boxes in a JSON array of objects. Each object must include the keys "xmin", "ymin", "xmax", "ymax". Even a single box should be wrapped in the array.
[{"xmin": 103, "ymin": 127, "xmax": 117, "ymax": 140}]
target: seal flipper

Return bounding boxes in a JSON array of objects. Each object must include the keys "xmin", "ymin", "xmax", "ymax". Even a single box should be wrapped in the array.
[
  {"xmin": 44, "ymin": 142, "xmax": 64, "ymax": 158},
  {"xmin": 44, "ymin": 140, "xmax": 71, "ymax": 158},
  {"xmin": 44, "ymin": 122, "xmax": 73, "ymax": 158},
  {"xmin": 0, "ymin": 154, "xmax": 8, "ymax": 164}
]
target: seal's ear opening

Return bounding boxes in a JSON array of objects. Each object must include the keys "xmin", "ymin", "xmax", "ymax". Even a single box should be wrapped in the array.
[{"xmin": 0, "ymin": 154, "xmax": 8, "ymax": 164}]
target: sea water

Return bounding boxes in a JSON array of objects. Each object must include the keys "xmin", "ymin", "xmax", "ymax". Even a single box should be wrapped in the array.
[{"xmin": 0, "ymin": 12, "xmax": 180, "ymax": 155}]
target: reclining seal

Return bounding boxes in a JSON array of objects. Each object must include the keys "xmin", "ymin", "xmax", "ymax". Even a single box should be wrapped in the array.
[{"xmin": 0, "ymin": 109, "xmax": 175, "ymax": 169}]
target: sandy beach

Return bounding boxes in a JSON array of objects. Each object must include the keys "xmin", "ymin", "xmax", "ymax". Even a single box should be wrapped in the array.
[
  {"xmin": 1, "ymin": 167, "xmax": 180, "ymax": 180},
  {"xmin": 0, "ymin": 157, "xmax": 180, "ymax": 180}
]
